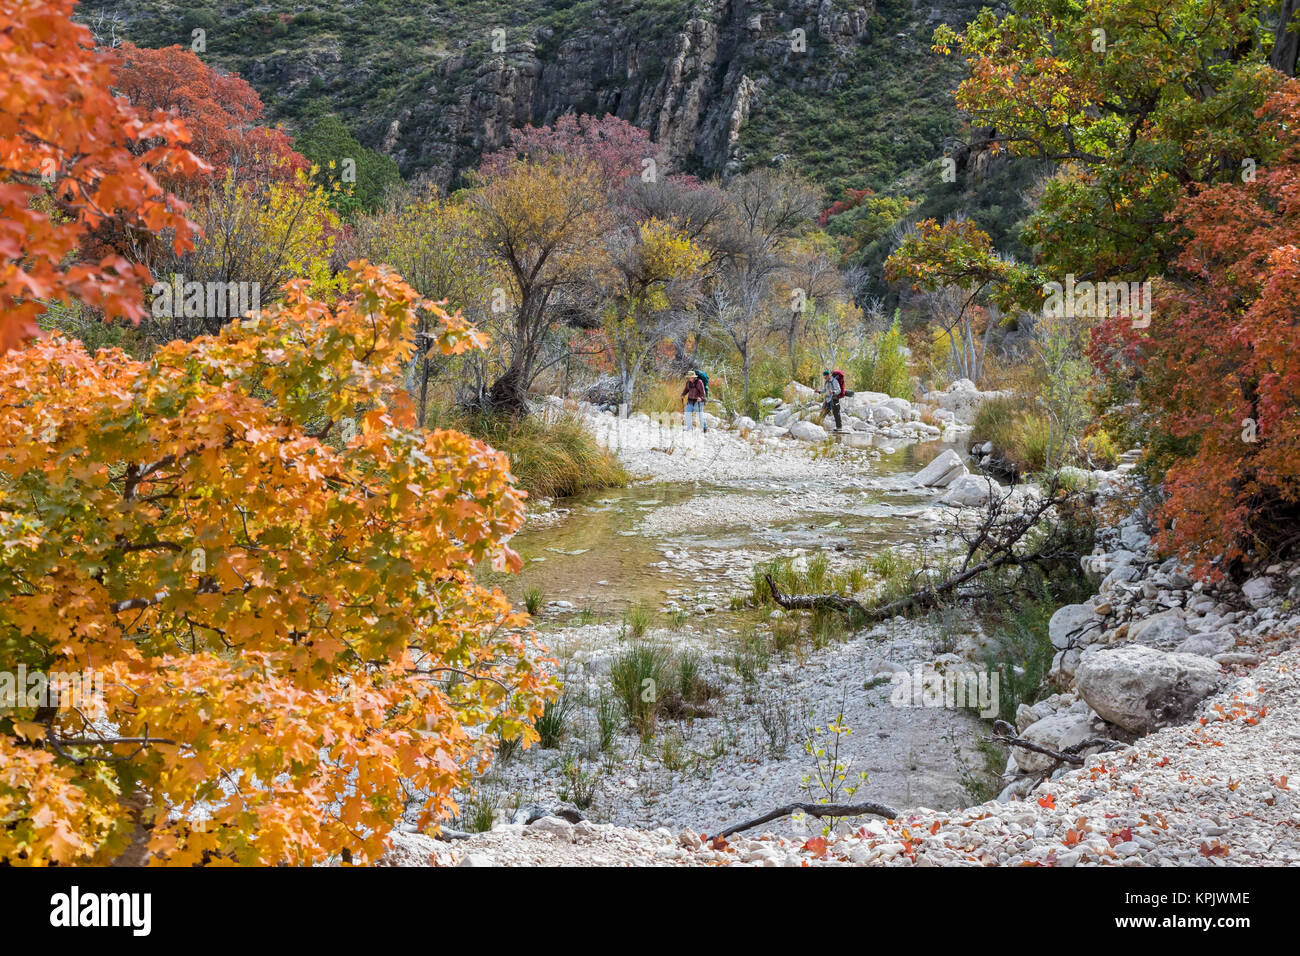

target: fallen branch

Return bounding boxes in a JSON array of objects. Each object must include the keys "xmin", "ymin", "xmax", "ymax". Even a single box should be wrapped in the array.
[
  {"xmin": 765, "ymin": 547, "xmax": 1064, "ymax": 624},
  {"xmin": 764, "ymin": 574, "xmax": 867, "ymax": 617},
  {"xmin": 765, "ymin": 478, "xmax": 1088, "ymax": 623},
  {"xmin": 990, "ymin": 719, "xmax": 1126, "ymax": 794},
  {"xmin": 713, "ymin": 799, "xmax": 900, "ymax": 839},
  {"xmin": 991, "ymin": 719, "xmax": 1124, "ymax": 768}
]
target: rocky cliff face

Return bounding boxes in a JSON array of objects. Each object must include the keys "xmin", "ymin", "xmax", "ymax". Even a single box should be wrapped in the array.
[
  {"xmin": 86, "ymin": 0, "xmax": 978, "ymax": 190},
  {"xmin": 376, "ymin": 1, "xmax": 875, "ymax": 187}
]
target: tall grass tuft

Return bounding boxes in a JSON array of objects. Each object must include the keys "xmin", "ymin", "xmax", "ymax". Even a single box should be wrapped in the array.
[
  {"xmin": 624, "ymin": 602, "xmax": 653, "ymax": 641},
  {"xmin": 971, "ymin": 396, "xmax": 1052, "ymax": 475},
  {"xmin": 449, "ymin": 411, "xmax": 629, "ymax": 499},
  {"xmin": 609, "ymin": 643, "xmax": 670, "ymax": 733},
  {"xmin": 750, "ymin": 555, "xmax": 870, "ymax": 610},
  {"xmin": 534, "ymin": 693, "xmax": 572, "ymax": 749},
  {"xmin": 596, "ymin": 691, "xmax": 620, "ymax": 752}
]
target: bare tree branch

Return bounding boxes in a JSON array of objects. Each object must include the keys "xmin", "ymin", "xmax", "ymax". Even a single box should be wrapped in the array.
[{"xmin": 713, "ymin": 799, "xmax": 900, "ymax": 839}]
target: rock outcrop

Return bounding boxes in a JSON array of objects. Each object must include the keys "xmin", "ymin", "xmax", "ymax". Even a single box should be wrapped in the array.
[
  {"xmin": 760, "ymin": 381, "xmax": 946, "ymax": 444},
  {"xmin": 994, "ymin": 465, "xmax": 1300, "ymax": 801},
  {"xmin": 926, "ymin": 378, "xmax": 1011, "ymax": 425},
  {"xmin": 354, "ymin": 0, "xmax": 875, "ymax": 186}
]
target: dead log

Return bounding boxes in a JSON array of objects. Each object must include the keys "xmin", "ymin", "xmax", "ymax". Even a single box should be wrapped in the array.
[
  {"xmin": 764, "ymin": 574, "xmax": 868, "ymax": 616},
  {"xmin": 764, "ymin": 547, "xmax": 1059, "ymax": 624},
  {"xmin": 713, "ymin": 799, "xmax": 900, "ymax": 840},
  {"xmin": 764, "ymin": 479, "xmax": 1086, "ymax": 623}
]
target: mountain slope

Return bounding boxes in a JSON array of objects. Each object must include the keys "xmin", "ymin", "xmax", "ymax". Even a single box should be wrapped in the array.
[{"xmin": 81, "ymin": 0, "xmax": 983, "ymax": 195}]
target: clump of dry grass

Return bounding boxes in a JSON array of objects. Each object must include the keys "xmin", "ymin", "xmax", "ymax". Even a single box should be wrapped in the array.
[{"xmin": 451, "ymin": 411, "xmax": 629, "ymax": 499}]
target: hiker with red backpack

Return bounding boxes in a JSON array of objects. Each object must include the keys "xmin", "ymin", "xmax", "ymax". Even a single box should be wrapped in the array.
[
  {"xmin": 681, "ymin": 370, "xmax": 708, "ymax": 433},
  {"xmin": 820, "ymin": 369, "xmax": 845, "ymax": 431}
]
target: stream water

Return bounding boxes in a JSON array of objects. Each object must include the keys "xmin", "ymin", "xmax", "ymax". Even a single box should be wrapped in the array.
[
  {"xmin": 483, "ymin": 435, "xmax": 994, "ymax": 828},
  {"xmin": 505, "ymin": 439, "xmax": 965, "ymax": 619}
]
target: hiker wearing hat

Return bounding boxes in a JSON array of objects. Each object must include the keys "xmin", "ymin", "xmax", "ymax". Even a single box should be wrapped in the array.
[
  {"xmin": 681, "ymin": 370, "xmax": 708, "ymax": 433},
  {"xmin": 820, "ymin": 369, "xmax": 844, "ymax": 431}
]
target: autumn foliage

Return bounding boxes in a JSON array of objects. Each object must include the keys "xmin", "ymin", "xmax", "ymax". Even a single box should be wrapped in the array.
[
  {"xmin": 1094, "ymin": 85, "xmax": 1300, "ymax": 573},
  {"xmin": 817, "ymin": 187, "xmax": 875, "ymax": 227},
  {"xmin": 478, "ymin": 112, "xmax": 657, "ymax": 187},
  {"xmin": 0, "ymin": 0, "xmax": 202, "ymax": 352},
  {"xmin": 0, "ymin": 263, "xmax": 552, "ymax": 864},
  {"xmin": 107, "ymin": 43, "xmax": 307, "ymax": 186}
]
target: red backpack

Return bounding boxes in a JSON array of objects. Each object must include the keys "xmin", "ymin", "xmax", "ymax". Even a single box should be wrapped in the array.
[{"xmin": 831, "ymin": 370, "xmax": 846, "ymax": 396}]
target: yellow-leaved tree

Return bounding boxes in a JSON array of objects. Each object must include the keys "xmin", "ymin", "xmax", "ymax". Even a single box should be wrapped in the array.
[
  {"xmin": 601, "ymin": 218, "xmax": 708, "ymax": 403},
  {"xmin": 0, "ymin": 262, "xmax": 552, "ymax": 865},
  {"xmin": 135, "ymin": 167, "xmax": 343, "ymax": 340},
  {"xmin": 346, "ymin": 188, "xmax": 494, "ymax": 423}
]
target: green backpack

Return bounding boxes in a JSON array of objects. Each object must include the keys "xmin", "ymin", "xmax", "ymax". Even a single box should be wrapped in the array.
[{"xmin": 694, "ymin": 369, "xmax": 709, "ymax": 395}]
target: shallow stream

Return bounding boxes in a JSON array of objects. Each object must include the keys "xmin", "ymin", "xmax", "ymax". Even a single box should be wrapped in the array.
[{"xmin": 505, "ymin": 439, "xmax": 964, "ymax": 619}]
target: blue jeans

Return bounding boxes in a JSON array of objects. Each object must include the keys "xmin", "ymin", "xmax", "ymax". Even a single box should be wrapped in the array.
[{"xmin": 685, "ymin": 401, "xmax": 707, "ymax": 430}]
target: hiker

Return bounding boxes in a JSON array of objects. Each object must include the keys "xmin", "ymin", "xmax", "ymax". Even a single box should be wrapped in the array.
[
  {"xmin": 681, "ymin": 370, "xmax": 708, "ymax": 432},
  {"xmin": 820, "ymin": 369, "xmax": 844, "ymax": 431}
]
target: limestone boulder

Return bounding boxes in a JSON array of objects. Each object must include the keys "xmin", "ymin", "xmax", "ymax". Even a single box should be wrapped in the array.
[{"xmin": 1074, "ymin": 645, "xmax": 1221, "ymax": 733}]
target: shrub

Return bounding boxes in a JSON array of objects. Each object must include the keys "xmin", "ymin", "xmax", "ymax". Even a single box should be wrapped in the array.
[
  {"xmin": 852, "ymin": 315, "xmax": 911, "ymax": 398},
  {"xmin": 659, "ymin": 730, "xmax": 689, "ymax": 771},
  {"xmin": 637, "ymin": 377, "xmax": 685, "ymax": 416},
  {"xmin": 1080, "ymin": 428, "xmax": 1120, "ymax": 470},
  {"xmin": 559, "ymin": 754, "xmax": 601, "ymax": 809}
]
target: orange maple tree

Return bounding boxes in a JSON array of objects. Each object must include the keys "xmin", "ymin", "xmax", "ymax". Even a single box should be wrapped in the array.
[
  {"xmin": 1093, "ymin": 85, "xmax": 1300, "ymax": 573},
  {"xmin": 107, "ymin": 43, "xmax": 307, "ymax": 186},
  {"xmin": 0, "ymin": 0, "xmax": 204, "ymax": 353},
  {"xmin": 0, "ymin": 262, "xmax": 553, "ymax": 865}
]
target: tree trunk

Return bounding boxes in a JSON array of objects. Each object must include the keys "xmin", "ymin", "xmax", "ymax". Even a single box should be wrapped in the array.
[
  {"xmin": 788, "ymin": 314, "xmax": 798, "ymax": 379},
  {"xmin": 484, "ymin": 295, "xmax": 542, "ymax": 416},
  {"xmin": 619, "ymin": 359, "xmax": 637, "ymax": 409},
  {"xmin": 1274, "ymin": 0, "xmax": 1300, "ymax": 76},
  {"xmin": 486, "ymin": 364, "xmax": 530, "ymax": 417},
  {"xmin": 417, "ymin": 353, "xmax": 431, "ymax": 428},
  {"xmin": 975, "ymin": 302, "xmax": 999, "ymax": 385}
]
